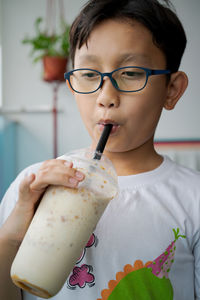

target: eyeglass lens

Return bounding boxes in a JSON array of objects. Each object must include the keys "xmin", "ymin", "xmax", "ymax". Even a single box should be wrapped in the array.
[{"xmin": 69, "ymin": 67, "xmax": 147, "ymax": 93}]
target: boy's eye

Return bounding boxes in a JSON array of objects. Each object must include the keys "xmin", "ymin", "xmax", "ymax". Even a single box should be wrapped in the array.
[
  {"xmin": 121, "ymin": 70, "xmax": 144, "ymax": 79},
  {"xmin": 81, "ymin": 71, "xmax": 99, "ymax": 79}
]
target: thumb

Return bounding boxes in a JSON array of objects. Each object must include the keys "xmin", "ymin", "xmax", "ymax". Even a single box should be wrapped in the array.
[{"xmin": 19, "ymin": 174, "xmax": 35, "ymax": 196}]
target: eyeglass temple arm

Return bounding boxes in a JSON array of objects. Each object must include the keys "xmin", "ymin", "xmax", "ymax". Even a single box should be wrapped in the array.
[{"xmin": 150, "ymin": 69, "xmax": 171, "ymax": 75}]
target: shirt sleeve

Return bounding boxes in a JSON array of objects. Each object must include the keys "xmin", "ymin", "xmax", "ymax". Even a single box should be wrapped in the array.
[{"xmin": 0, "ymin": 162, "xmax": 42, "ymax": 228}]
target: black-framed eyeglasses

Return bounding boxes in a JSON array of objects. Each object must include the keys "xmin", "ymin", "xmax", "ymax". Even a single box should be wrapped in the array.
[{"xmin": 64, "ymin": 66, "xmax": 171, "ymax": 94}]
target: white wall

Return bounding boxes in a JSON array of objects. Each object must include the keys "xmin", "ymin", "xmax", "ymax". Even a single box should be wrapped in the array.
[
  {"xmin": 0, "ymin": 0, "xmax": 200, "ymax": 174},
  {"xmin": 1, "ymin": 0, "xmax": 90, "ymax": 173},
  {"xmin": 0, "ymin": 0, "xmax": 2, "ymax": 107},
  {"xmin": 156, "ymin": 0, "xmax": 200, "ymax": 140}
]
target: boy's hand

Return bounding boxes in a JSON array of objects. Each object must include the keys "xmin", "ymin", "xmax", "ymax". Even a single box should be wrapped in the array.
[
  {"xmin": 30, "ymin": 159, "xmax": 84, "ymax": 191},
  {"xmin": 1, "ymin": 159, "xmax": 85, "ymax": 244}
]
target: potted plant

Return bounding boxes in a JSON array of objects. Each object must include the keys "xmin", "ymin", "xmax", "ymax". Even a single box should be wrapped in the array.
[{"xmin": 22, "ymin": 17, "xmax": 70, "ymax": 82}]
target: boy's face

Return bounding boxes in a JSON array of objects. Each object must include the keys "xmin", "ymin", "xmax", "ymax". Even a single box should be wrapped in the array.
[{"xmin": 73, "ymin": 19, "xmax": 170, "ymax": 154}]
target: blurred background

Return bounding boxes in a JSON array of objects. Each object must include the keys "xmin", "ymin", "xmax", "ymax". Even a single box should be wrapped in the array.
[{"xmin": 0, "ymin": 0, "xmax": 200, "ymax": 200}]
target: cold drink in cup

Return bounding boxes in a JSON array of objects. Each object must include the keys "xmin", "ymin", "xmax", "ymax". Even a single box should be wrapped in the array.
[{"xmin": 10, "ymin": 149, "xmax": 118, "ymax": 298}]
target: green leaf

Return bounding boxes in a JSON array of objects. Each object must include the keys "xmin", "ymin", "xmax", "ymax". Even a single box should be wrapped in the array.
[
  {"xmin": 21, "ymin": 16, "xmax": 70, "ymax": 63},
  {"xmin": 172, "ymin": 228, "xmax": 177, "ymax": 240},
  {"xmin": 172, "ymin": 228, "xmax": 186, "ymax": 241},
  {"xmin": 180, "ymin": 235, "xmax": 186, "ymax": 239}
]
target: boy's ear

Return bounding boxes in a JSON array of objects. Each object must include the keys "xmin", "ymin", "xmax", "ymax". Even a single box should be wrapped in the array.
[
  {"xmin": 164, "ymin": 71, "xmax": 188, "ymax": 110},
  {"xmin": 66, "ymin": 80, "xmax": 74, "ymax": 94}
]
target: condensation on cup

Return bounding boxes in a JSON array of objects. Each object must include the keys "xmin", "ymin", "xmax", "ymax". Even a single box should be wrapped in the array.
[{"xmin": 10, "ymin": 149, "xmax": 118, "ymax": 298}]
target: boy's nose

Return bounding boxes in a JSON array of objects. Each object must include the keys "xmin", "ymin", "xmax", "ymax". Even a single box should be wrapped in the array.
[{"xmin": 96, "ymin": 78, "xmax": 120, "ymax": 108}]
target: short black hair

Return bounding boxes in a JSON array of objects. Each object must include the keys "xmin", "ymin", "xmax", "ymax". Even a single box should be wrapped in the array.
[{"xmin": 69, "ymin": 0, "xmax": 187, "ymax": 72}]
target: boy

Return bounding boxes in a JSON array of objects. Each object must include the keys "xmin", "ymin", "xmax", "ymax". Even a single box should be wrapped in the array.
[{"xmin": 0, "ymin": 0, "xmax": 199, "ymax": 299}]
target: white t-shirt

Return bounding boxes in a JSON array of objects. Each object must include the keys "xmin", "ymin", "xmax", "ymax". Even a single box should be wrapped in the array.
[{"xmin": 0, "ymin": 155, "xmax": 200, "ymax": 300}]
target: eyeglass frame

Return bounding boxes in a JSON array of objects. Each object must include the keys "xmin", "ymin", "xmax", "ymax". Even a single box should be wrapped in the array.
[{"xmin": 64, "ymin": 66, "xmax": 171, "ymax": 94}]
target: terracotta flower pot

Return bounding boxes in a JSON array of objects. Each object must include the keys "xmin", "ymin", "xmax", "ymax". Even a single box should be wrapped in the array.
[{"xmin": 42, "ymin": 56, "xmax": 68, "ymax": 82}]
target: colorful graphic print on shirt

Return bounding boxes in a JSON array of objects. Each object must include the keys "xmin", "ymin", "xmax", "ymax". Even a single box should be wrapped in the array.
[
  {"xmin": 97, "ymin": 228, "xmax": 186, "ymax": 300},
  {"xmin": 67, "ymin": 233, "xmax": 98, "ymax": 289}
]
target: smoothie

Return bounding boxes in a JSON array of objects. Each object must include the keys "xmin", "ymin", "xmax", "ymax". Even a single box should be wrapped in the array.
[{"xmin": 11, "ymin": 149, "xmax": 118, "ymax": 298}]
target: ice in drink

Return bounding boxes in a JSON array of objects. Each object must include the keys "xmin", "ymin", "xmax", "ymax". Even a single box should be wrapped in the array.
[{"xmin": 11, "ymin": 149, "xmax": 118, "ymax": 298}]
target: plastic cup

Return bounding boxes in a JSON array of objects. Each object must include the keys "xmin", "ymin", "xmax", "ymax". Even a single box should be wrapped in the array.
[{"xmin": 10, "ymin": 149, "xmax": 118, "ymax": 298}]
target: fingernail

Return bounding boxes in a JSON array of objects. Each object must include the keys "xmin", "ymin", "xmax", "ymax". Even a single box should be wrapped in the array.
[
  {"xmin": 75, "ymin": 171, "xmax": 84, "ymax": 180},
  {"xmin": 69, "ymin": 177, "xmax": 78, "ymax": 186},
  {"xmin": 65, "ymin": 161, "xmax": 72, "ymax": 167}
]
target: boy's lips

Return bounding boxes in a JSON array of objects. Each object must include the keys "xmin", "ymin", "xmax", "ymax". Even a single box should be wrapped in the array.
[{"xmin": 97, "ymin": 120, "xmax": 120, "ymax": 134}]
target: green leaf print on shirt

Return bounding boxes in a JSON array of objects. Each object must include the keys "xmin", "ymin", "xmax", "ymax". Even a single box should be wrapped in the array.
[
  {"xmin": 108, "ymin": 268, "xmax": 173, "ymax": 300},
  {"xmin": 97, "ymin": 228, "xmax": 186, "ymax": 300}
]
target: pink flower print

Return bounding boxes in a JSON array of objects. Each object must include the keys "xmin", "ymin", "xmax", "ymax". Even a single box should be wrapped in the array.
[
  {"xmin": 68, "ymin": 264, "xmax": 95, "ymax": 289},
  {"xmin": 86, "ymin": 233, "xmax": 96, "ymax": 248},
  {"xmin": 67, "ymin": 233, "xmax": 97, "ymax": 290},
  {"xmin": 76, "ymin": 233, "xmax": 97, "ymax": 264}
]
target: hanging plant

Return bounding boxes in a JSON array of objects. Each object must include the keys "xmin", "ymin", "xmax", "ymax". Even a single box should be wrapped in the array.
[{"xmin": 22, "ymin": 16, "xmax": 70, "ymax": 82}]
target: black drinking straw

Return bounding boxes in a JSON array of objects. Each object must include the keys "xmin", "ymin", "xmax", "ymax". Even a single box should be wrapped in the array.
[{"xmin": 93, "ymin": 124, "xmax": 113, "ymax": 160}]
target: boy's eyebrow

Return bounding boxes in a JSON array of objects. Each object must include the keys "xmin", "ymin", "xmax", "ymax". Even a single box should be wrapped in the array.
[
  {"xmin": 77, "ymin": 53, "xmax": 151, "ymax": 66},
  {"xmin": 118, "ymin": 53, "xmax": 152, "ymax": 65}
]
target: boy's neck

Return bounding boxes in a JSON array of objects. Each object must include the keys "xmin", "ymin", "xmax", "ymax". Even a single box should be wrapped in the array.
[{"xmin": 102, "ymin": 139, "xmax": 163, "ymax": 176}]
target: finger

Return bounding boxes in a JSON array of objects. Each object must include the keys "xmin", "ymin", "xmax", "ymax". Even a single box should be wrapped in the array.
[
  {"xmin": 18, "ymin": 174, "xmax": 43, "ymax": 208},
  {"xmin": 60, "ymin": 165, "xmax": 85, "ymax": 186},
  {"xmin": 31, "ymin": 170, "xmax": 85, "ymax": 189},
  {"xmin": 30, "ymin": 165, "xmax": 85, "ymax": 190},
  {"xmin": 64, "ymin": 167, "xmax": 85, "ymax": 182},
  {"xmin": 19, "ymin": 174, "xmax": 35, "ymax": 196},
  {"xmin": 63, "ymin": 160, "xmax": 73, "ymax": 168},
  {"xmin": 42, "ymin": 159, "xmax": 73, "ymax": 168}
]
